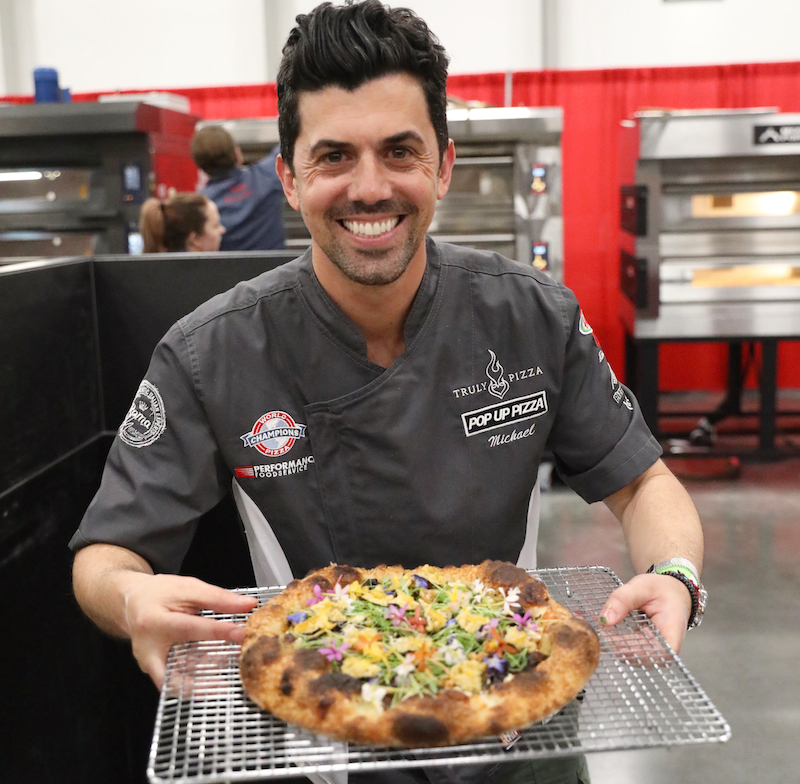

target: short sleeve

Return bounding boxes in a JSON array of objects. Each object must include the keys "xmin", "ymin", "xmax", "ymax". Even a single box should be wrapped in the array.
[
  {"xmin": 68, "ymin": 323, "xmax": 231, "ymax": 573},
  {"xmin": 547, "ymin": 289, "xmax": 662, "ymax": 503}
]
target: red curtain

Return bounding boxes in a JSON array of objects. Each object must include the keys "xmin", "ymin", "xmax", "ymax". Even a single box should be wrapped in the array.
[
  {"xmin": 6, "ymin": 62, "xmax": 800, "ymax": 389},
  {"xmin": 448, "ymin": 62, "xmax": 800, "ymax": 391}
]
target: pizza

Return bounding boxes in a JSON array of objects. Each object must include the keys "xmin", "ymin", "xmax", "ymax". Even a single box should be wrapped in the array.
[{"xmin": 239, "ymin": 560, "xmax": 599, "ymax": 748}]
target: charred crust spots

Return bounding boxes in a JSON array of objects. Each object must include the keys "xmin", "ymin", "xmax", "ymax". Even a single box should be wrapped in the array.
[
  {"xmin": 308, "ymin": 575, "xmax": 333, "ymax": 592},
  {"xmin": 485, "ymin": 560, "xmax": 529, "ymax": 587},
  {"xmin": 392, "ymin": 713, "xmax": 450, "ymax": 746},
  {"xmin": 553, "ymin": 625, "xmax": 585, "ymax": 650},
  {"xmin": 309, "ymin": 672, "xmax": 363, "ymax": 696},
  {"xmin": 525, "ymin": 651, "xmax": 548, "ymax": 670},
  {"xmin": 240, "ymin": 636, "xmax": 282, "ymax": 684},
  {"xmin": 317, "ymin": 695, "xmax": 335, "ymax": 718},
  {"xmin": 293, "ymin": 647, "xmax": 328, "ymax": 671},
  {"xmin": 496, "ymin": 667, "xmax": 547, "ymax": 694},
  {"xmin": 520, "ymin": 580, "xmax": 548, "ymax": 606},
  {"xmin": 241, "ymin": 636, "xmax": 281, "ymax": 670},
  {"xmin": 329, "ymin": 565, "xmax": 363, "ymax": 586},
  {"xmin": 280, "ymin": 668, "xmax": 295, "ymax": 696},
  {"xmin": 484, "ymin": 560, "xmax": 548, "ymax": 606}
]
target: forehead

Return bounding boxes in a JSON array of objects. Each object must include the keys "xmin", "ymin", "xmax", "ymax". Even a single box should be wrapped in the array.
[{"xmin": 295, "ymin": 73, "xmax": 434, "ymax": 150}]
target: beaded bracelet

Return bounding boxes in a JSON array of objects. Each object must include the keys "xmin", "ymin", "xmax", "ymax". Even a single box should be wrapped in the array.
[{"xmin": 660, "ymin": 570, "xmax": 699, "ymax": 630}]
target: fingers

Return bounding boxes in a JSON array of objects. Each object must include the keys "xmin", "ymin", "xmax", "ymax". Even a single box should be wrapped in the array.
[
  {"xmin": 600, "ymin": 573, "xmax": 691, "ymax": 654},
  {"xmin": 125, "ymin": 574, "xmax": 259, "ymax": 688},
  {"xmin": 172, "ymin": 577, "xmax": 259, "ymax": 615},
  {"xmin": 600, "ymin": 577, "xmax": 652, "ymax": 626}
]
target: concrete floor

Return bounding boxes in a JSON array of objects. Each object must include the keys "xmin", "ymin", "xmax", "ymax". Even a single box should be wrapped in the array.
[{"xmin": 536, "ymin": 456, "xmax": 800, "ymax": 784}]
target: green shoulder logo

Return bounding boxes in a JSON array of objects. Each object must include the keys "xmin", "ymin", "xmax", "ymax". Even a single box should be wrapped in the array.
[{"xmin": 579, "ymin": 311, "xmax": 593, "ymax": 335}]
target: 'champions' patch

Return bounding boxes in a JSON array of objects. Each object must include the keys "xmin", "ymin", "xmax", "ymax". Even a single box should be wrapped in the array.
[
  {"xmin": 241, "ymin": 411, "xmax": 307, "ymax": 457},
  {"xmin": 119, "ymin": 380, "xmax": 166, "ymax": 448}
]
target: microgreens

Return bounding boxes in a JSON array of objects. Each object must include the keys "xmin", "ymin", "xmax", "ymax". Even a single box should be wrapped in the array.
[{"xmin": 285, "ymin": 572, "xmax": 548, "ymax": 706}]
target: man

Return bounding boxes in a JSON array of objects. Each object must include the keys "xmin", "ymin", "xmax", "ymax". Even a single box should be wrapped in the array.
[
  {"xmin": 191, "ymin": 124, "xmax": 286, "ymax": 251},
  {"xmin": 71, "ymin": 2, "xmax": 704, "ymax": 782}
]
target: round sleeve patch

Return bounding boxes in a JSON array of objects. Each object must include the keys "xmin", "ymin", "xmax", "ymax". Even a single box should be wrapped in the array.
[{"xmin": 118, "ymin": 380, "xmax": 167, "ymax": 448}]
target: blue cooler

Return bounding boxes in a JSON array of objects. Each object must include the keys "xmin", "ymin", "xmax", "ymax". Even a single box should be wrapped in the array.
[{"xmin": 33, "ymin": 67, "xmax": 60, "ymax": 103}]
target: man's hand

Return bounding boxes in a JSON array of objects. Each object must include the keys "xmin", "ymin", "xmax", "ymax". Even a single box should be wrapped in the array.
[
  {"xmin": 73, "ymin": 544, "xmax": 258, "ymax": 690},
  {"xmin": 600, "ymin": 572, "xmax": 692, "ymax": 653},
  {"xmin": 121, "ymin": 572, "xmax": 258, "ymax": 688}
]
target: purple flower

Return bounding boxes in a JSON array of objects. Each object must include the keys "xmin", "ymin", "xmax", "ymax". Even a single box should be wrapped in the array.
[
  {"xmin": 413, "ymin": 574, "xmax": 430, "ymax": 589},
  {"xmin": 483, "ymin": 653, "xmax": 508, "ymax": 684},
  {"xmin": 318, "ymin": 640, "xmax": 350, "ymax": 662},
  {"xmin": 480, "ymin": 618, "xmax": 499, "ymax": 637},
  {"xmin": 512, "ymin": 610, "xmax": 538, "ymax": 631},
  {"xmin": 385, "ymin": 603, "xmax": 409, "ymax": 626},
  {"xmin": 287, "ymin": 611, "xmax": 308, "ymax": 625},
  {"xmin": 306, "ymin": 584, "xmax": 324, "ymax": 606}
]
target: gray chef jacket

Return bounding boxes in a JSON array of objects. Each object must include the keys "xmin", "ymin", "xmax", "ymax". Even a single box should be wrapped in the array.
[{"xmin": 70, "ymin": 238, "xmax": 661, "ymax": 578}]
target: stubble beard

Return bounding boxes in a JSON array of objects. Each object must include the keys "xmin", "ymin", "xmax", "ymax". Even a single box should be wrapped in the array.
[{"xmin": 319, "ymin": 199, "xmax": 427, "ymax": 287}]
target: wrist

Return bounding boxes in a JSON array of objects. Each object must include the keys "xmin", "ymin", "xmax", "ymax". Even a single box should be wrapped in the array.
[{"xmin": 647, "ymin": 558, "xmax": 706, "ymax": 629}]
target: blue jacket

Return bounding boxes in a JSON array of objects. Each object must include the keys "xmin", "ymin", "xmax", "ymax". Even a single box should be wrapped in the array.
[{"xmin": 201, "ymin": 146, "xmax": 286, "ymax": 251}]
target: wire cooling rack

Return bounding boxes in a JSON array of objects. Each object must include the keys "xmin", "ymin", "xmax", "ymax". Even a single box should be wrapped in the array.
[{"xmin": 148, "ymin": 566, "xmax": 730, "ymax": 783}]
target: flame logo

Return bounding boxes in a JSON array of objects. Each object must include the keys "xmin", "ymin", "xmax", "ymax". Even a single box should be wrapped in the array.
[{"xmin": 486, "ymin": 350, "xmax": 510, "ymax": 400}]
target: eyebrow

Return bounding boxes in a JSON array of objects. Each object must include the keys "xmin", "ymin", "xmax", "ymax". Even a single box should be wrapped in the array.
[{"xmin": 308, "ymin": 131, "xmax": 426, "ymax": 157}]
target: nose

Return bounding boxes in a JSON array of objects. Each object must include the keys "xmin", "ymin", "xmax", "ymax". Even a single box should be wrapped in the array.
[{"xmin": 347, "ymin": 153, "xmax": 392, "ymax": 205}]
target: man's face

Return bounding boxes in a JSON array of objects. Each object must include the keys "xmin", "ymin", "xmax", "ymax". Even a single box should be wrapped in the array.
[{"xmin": 277, "ymin": 73, "xmax": 454, "ymax": 287}]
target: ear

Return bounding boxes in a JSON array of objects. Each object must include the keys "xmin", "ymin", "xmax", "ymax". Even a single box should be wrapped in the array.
[
  {"xmin": 436, "ymin": 139, "xmax": 456, "ymax": 201},
  {"xmin": 185, "ymin": 232, "xmax": 201, "ymax": 252},
  {"xmin": 276, "ymin": 154, "xmax": 301, "ymax": 211}
]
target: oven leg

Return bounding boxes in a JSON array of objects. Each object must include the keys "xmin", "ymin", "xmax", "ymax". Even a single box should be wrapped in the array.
[
  {"xmin": 726, "ymin": 341, "xmax": 743, "ymax": 418},
  {"xmin": 639, "ymin": 341, "xmax": 659, "ymax": 438},
  {"xmin": 759, "ymin": 339, "xmax": 778, "ymax": 454}
]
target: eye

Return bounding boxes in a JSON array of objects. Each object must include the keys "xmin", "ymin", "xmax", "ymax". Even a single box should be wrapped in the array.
[
  {"xmin": 323, "ymin": 150, "xmax": 343, "ymax": 164},
  {"xmin": 390, "ymin": 147, "xmax": 409, "ymax": 159}
]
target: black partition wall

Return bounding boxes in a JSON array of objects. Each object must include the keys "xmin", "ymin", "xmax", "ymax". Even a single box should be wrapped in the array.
[{"xmin": 0, "ymin": 250, "xmax": 300, "ymax": 784}]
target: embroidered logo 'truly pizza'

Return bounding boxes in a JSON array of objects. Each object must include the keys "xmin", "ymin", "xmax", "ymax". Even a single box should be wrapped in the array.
[
  {"xmin": 119, "ymin": 380, "xmax": 166, "ymax": 448},
  {"xmin": 486, "ymin": 350, "xmax": 510, "ymax": 400},
  {"xmin": 241, "ymin": 411, "xmax": 307, "ymax": 457}
]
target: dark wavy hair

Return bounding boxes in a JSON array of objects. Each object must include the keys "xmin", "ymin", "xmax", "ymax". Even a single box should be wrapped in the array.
[{"xmin": 277, "ymin": 0, "xmax": 449, "ymax": 171}]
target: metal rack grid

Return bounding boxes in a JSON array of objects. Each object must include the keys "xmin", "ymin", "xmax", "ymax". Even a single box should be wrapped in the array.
[{"xmin": 148, "ymin": 566, "xmax": 730, "ymax": 784}]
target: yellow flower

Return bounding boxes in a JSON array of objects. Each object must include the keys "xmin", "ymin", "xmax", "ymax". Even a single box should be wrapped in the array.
[
  {"xmin": 342, "ymin": 657, "xmax": 381, "ymax": 679},
  {"xmin": 504, "ymin": 626, "xmax": 529, "ymax": 650},
  {"xmin": 392, "ymin": 636, "xmax": 425, "ymax": 653},
  {"xmin": 455, "ymin": 607, "xmax": 486, "ymax": 634},
  {"xmin": 362, "ymin": 641, "xmax": 389, "ymax": 664},
  {"xmin": 393, "ymin": 590, "xmax": 418, "ymax": 609},
  {"xmin": 442, "ymin": 659, "xmax": 486, "ymax": 694},
  {"xmin": 421, "ymin": 603, "xmax": 448, "ymax": 632},
  {"xmin": 348, "ymin": 628, "xmax": 383, "ymax": 652},
  {"xmin": 361, "ymin": 587, "xmax": 394, "ymax": 606}
]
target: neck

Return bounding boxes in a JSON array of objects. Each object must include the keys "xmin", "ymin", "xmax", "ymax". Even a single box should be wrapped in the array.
[{"xmin": 312, "ymin": 245, "xmax": 427, "ymax": 368}]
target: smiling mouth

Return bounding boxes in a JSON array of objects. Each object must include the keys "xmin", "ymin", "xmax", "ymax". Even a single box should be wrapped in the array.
[{"xmin": 341, "ymin": 216, "xmax": 402, "ymax": 238}]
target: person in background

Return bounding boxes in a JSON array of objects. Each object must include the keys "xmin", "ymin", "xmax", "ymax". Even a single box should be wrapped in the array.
[
  {"xmin": 191, "ymin": 125, "xmax": 286, "ymax": 251},
  {"xmin": 139, "ymin": 194, "xmax": 225, "ymax": 253}
]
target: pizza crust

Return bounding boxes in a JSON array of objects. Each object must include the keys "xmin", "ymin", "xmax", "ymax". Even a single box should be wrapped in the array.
[{"xmin": 240, "ymin": 561, "xmax": 599, "ymax": 747}]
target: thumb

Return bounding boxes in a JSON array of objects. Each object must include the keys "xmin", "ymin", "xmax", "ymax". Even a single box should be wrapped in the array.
[{"xmin": 600, "ymin": 576, "xmax": 650, "ymax": 626}]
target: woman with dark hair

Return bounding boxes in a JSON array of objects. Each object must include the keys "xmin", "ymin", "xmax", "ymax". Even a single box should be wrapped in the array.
[{"xmin": 139, "ymin": 193, "xmax": 225, "ymax": 252}]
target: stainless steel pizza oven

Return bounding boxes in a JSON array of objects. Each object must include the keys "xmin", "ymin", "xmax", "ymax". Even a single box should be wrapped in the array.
[
  {"xmin": 207, "ymin": 106, "xmax": 564, "ymax": 279},
  {"xmin": 619, "ymin": 109, "xmax": 800, "ymax": 340},
  {"xmin": 0, "ymin": 101, "xmax": 198, "ymax": 261}
]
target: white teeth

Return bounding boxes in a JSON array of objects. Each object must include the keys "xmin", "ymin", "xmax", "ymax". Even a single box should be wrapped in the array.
[{"xmin": 342, "ymin": 217, "xmax": 400, "ymax": 237}]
